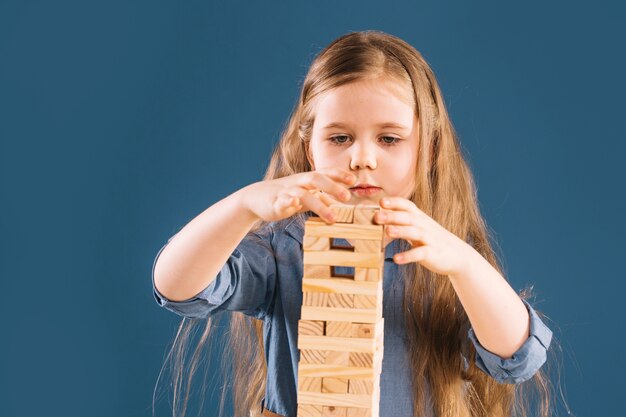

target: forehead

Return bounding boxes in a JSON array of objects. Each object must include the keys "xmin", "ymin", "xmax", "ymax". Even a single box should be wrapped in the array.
[{"xmin": 313, "ymin": 77, "xmax": 416, "ymax": 126}]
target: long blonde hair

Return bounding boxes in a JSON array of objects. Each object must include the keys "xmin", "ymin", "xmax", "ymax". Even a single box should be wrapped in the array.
[{"xmin": 154, "ymin": 30, "xmax": 565, "ymax": 417}]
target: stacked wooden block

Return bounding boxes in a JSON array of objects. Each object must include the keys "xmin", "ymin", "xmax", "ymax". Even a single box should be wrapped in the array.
[{"xmin": 296, "ymin": 204, "xmax": 385, "ymax": 417}]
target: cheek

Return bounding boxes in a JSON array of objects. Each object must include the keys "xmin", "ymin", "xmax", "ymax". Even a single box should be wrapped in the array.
[
  {"xmin": 387, "ymin": 152, "xmax": 416, "ymax": 190},
  {"xmin": 311, "ymin": 142, "xmax": 341, "ymax": 168}
]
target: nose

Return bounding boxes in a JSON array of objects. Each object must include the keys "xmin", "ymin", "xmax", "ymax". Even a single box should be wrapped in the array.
[{"xmin": 349, "ymin": 141, "xmax": 377, "ymax": 170}]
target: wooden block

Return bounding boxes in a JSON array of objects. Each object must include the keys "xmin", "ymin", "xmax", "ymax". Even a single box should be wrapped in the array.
[
  {"xmin": 303, "ymin": 250, "xmax": 383, "ymax": 268},
  {"xmin": 299, "ymin": 320, "xmax": 325, "ymax": 336},
  {"xmin": 298, "ymin": 404, "xmax": 323, "ymax": 417},
  {"xmin": 322, "ymin": 377, "xmax": 348, "ymax": 394},
  {"xmin": 349, "ymin": 352, "xmax": 374, "ymax": 367},
  {"xmin": 353, "ymin": 205, "xmax": 379, "ymax": 225},
  {"xmin": 326, "ymin": 321, "xmax": 353, "ymax": 337},
  {"xmin": 302, "ymin": 278, "xmax": 381, "ymax": 296},
  {"xmin": 300, "ymin": 306, "xmax": 378, "ymax": 324},
  {"xmin": 299, "ymin": 364, "xmax": 376, "ymax": 379},
  {"xmin": 347, "ymin": 407, "xmax": 371, "ymax": 417},
  {"xmin": 322, "ymin": 405, "xmax": 348, "ymax": 416},
  {"xmin": 298, "ymin": 375, "xmax": 323, "ymax": 392},
  {"xmin": 372, "ymin": 378, "xmax": 381, "ymax": 415},
  {"xmin": 324, "ymin": 350, "xmax": 350, "ymax": 366},
  {"xmin": 329, "ymin": 204, "xmax": 354, "ymax": 223},
  {"xmin": 327, "ymin": 293, "xmax": 354, "ymax": 308},
  {"xmin": 297, "ymin": 392, "xmax": 372, "ymax": 408},
  {"xmin": 304, "ymin": 221, "xmax": 383, "ymax": 240},
  {"xmin": 304, "ymin": 236, "xmax": 331, "ymax": 251},
  {"xmin": 300, "ymin": 349, "xmax": 327, "ymax": 364},
  {"xmin": 353, "ymin": 239, "xmax": 381, "ymax": 253},
  {"xmin": 304, "ymin": 264, "xmax": 333, "ymax": 278},
  {"xmin": 354, "ymin": 268, "xmax": 380, "ymax": 282},
  {"xmin": 303, "ymin": 292, "xmax": 329, "ymax": 307},
  {"xmin": 351, "ymin": 323, "xmax": 376, "ymax": 339},
  {"xmin": 298, "ymin": 335, "xmax": 376, "ymax": 353},
  {"xmin": 348, "ymin": 378, "xmax": 374, "ymax": 395},
  {"xmin": 300, "ymin": 205, "xmax": 384, "ymax": 417},
  {"xmin": 353, "ymin": 295, "xmax": 377, "ymax": 310},
  {"xmin": 346, "ymin": 351, "xmax": 383, "ymax": 370}
]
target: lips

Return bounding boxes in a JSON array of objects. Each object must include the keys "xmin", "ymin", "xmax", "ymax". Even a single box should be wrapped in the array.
[
  {"xmin": 350, "ymin": 183, "xmax": 380, "ymax": 190},
  {"xmin": 350, "ymin": 186, "xmax": 382, "ymax": 196}
]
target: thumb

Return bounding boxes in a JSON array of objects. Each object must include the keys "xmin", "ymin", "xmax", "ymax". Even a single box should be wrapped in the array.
[{"xmin": 276, "ymin": 193, "xmax": 301, "ymax": 214}]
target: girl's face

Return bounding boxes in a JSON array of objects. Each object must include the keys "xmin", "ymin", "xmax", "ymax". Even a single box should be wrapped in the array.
[{"xmin": 308, "ymin": 76, "xmax": 419, "ymax": 205}]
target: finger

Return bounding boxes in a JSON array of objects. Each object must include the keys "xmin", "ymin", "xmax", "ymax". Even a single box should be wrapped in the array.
[
  {"xmin": 380, "ymin": 196, "xmax": 427, "ymax": 218},
  {"xmin": 292, "ymin": 188, "xmax": 336, "ymax": 223},
  {"xmin": 279, "ymin": 194, "xmax": 297, "ymax": 207},
  {"xmin": 314, "ymin": 190, "xmax": 340, "ymax": 206},
  {"xmin": 386, "ymin": 225, "xmax": 426, "ymax": 244},
  {"xmin": 300, "ymin": 171, "xmax": 352, "ymax": 202},
  {"xmin": 393, "ymin": 245, "xmax": 429, "ymax": 264},
  {"xmin": 278, "ymin": 193, "xmax": 298, "ymax": 207},
  {"xmin": 275, "ymin": 193, "xmax": 302, "ymax": 215},
  {"xmin": 311, "ymin": 171, "xmax": 353, "ymax": 202},
  {"xmin": 303, "ymin": 190, "xmax": 346, "ymax": 225},
  {"xmin": 318, "ymin": 167, "xmax": 357, "ymax": 186},
  {"xmin": 375, "ymin": 209, "xmax": 415, "ymax": 226}
]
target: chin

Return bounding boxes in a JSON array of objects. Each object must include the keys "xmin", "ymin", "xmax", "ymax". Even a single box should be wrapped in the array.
[{"xmin": 353, "ymin": 196, "xmax": 381, "ymax": 204}]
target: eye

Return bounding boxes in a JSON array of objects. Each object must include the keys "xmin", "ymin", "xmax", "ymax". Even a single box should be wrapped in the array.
[
  {"xmin": 327, "ymin": 135, "xmax": 401, "ymax": 147},
  {"xmin": 329, "ymin": 135, "xmax": 352, "ymax": 146},
  {"xmin": 380, "ymin": 136, "xmax": 401, "ymax": 146}
]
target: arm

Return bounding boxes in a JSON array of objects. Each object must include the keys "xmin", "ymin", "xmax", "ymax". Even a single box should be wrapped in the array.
[
  {"xmin": 371, "ymin": 196, "xmax": 551, "ymax": 383},
  {"xmin": 153, "ymin": 168, "xmax": 355, "ymax": 305},
  {"xmin": 448, "ymin": 253, "xmax": 529, "ymax": 359},
  {"xmin": 152, "ymin": 223, "xmax": 277, "ymax": 320},
  {"xmin": 153, "ymin": 183, "xmax": 260, "ymax": 302},
  {"xmin": 449, "ymin": 252, "xmax": 552, "ymax": 383},
  {"xmin": 467, "ymin": 297, "xmax": 553, "ymax": 383}
]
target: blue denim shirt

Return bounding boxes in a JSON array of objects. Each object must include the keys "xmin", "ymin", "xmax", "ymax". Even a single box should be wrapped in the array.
[{"xmin": 152, "ymin": 213, "xmax": 553, "ymax": 417}]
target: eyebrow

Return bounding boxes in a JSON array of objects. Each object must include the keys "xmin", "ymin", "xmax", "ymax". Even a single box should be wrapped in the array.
[{"xmin": 322, "ymin": 121, "xmax": 410, "ymax": 131}]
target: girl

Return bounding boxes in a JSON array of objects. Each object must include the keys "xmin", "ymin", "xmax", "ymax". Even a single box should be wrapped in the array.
[{"xmin": 152, "ymin": 31, "xmax": 558, "ymax": 417}]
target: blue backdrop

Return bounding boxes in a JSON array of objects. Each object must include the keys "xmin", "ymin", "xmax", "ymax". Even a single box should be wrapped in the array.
[{"xmin": 1, "ymin": 1, "xmax": 623, "ymax": 416}]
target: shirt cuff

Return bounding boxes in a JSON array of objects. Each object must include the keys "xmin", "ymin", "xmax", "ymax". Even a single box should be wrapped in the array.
[
  {"xmin": 151, "ymin": 234, "xmax": 217, "ymax": 319},
  {"xmin": 467, "ymin": 297, "xmax": 553, "ymax": 384},
  {"xmin": 151, "ymin": 230, "xmax": 276, "ymax": 320}
]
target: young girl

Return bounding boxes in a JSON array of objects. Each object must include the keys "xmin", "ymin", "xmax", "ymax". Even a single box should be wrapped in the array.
[{"xmin": 152, "ymin": 30, "xmax": 557, "ymax": 417}]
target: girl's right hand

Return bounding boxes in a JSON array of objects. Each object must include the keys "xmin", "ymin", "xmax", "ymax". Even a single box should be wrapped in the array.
[{"xmin": 242, "ymin": 168, "xmax": 357, "ymax": 224}]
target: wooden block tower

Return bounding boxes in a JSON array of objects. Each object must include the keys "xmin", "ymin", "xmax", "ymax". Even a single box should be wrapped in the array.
[{"xmin": 296, "ymin": 204, "xmax": 385, "ymax": 417}]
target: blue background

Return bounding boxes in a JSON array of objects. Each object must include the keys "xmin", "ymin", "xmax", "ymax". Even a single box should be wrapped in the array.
[{"xmin": 1, "ymin": 1, "xmax": 623, "ymax": 416}]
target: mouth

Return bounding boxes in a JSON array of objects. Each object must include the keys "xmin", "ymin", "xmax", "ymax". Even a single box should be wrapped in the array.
[{"xmin": 349, "ymin": 186, "xmax": 382, "ymax": 196}]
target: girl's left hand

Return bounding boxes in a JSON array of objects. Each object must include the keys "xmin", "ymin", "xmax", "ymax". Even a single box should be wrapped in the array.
[{"xmin": 375, "ymin": 197, "xmax": 479, "ymax": 278}]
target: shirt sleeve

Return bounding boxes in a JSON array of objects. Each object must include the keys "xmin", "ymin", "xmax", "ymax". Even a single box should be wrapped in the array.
[
  {"xmin": 467, "ymin": 297, "xmax": 553, "ymax": 384},
  {"xmin": 151, "ymin": 224, "xmax": 277, "ymax": 320}
]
